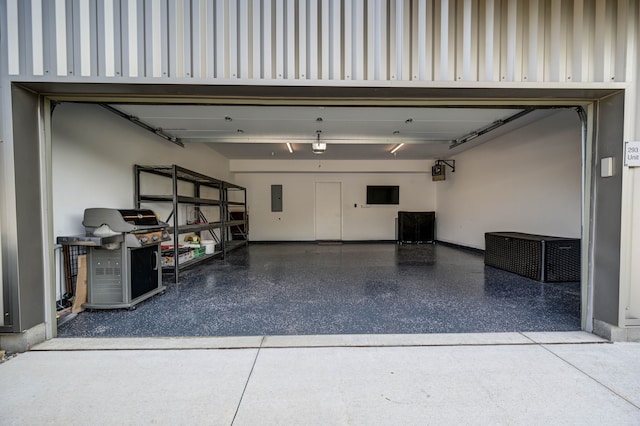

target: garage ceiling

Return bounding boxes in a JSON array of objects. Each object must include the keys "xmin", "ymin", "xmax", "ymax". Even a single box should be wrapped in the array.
[{"xmin": 108, "ymin": 104, "xmax": 558, "ymax": 160}]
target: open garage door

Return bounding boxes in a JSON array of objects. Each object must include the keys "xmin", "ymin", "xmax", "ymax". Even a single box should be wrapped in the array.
[{"xmin": 1, "ymin": 81, "xmax": 624, "ymax": 342}]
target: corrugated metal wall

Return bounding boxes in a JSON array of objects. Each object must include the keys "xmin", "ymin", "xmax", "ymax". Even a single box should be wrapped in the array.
[{"xmin": 4, "ymin": 0, "xmax": 637, "ymax": 83}]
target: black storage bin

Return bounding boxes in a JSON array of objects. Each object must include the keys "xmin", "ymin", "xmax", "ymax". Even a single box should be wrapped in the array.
[
  {"xmin": 484, "ymin": 232, "xmax": 580, "ymax": 282},
  {"xmin": 398, "ymin": 211, "xmax": 435, "ymax": 243}
]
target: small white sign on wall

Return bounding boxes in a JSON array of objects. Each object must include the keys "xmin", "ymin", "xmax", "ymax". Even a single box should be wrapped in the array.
[{"xmin": 625, "ymin": 141, "xmax": 640, "ymax": 167}]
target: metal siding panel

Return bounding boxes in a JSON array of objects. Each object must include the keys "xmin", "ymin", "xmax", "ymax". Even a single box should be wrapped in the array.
[
  {"xmin": 55, "ymin": 0, "xmax": 68, "ymax": 76},
  {"xmin": 160, "ymin": 0, "xmax": 170, "ymax": 77},
  {"xmin": 125, "ymin": 0, "xmax": 137, "ymax": 77},
  {"xmin": 353, "ymin": 0, "xmax": 364, "ymax": 80},
  {"xmin": 215, "ymin": 0, "xmax": 225, "ymax": 78},
  {"xmin": 388, "ymin": 0, "xmax": 397, "ymax": 80},
  {"xmin": 41, "ymin": 0, "xmax": 57, "ymax": 76},
  {"xmin": 615, "ymin": 0, "xmax": 627, "ymax": 82},
  {"xmin": 416, "ymin": 0, "xmax": 426, "ymax": 80},
  {"xmin": 593, "ymin": 0, "xmax": 608, "ymax": 82},
  {"xmin": 505, "ymin": 0, "xmax": 517, "ymax": 81},
  {"xmin": 168, "ymin": 0, "xmax": 177, "ymax": 77},
  {"xmin": 401, "ymin": 0, "xmax": 411, "ymax": 80},
  {"xmin": 410, "ymin": 0, "xmax": 418, "ymax": 80},
  {"xmin": 624, "ymin": 0, "xmax": 637, "ymax": 83},
  {"xmin": 571, "ymin": 0, "xmax": 585, "ymax": 83},
  {"xmin": 285, "ymin": 0, "xmax": 295, "ymax": 79},
  {"xmin": 298, "ymin": 0, "xmax": 307, "ymax": 79},
  {"xmin": 308, "ymin": 0, "xmax": 318, "ymax": 80},
  {"xmin": 446, "ymin": 0, "xmax": 456, "ymax": 81},
  {"xmin": 112, "ymin": 0, "xmax": 122, "ymax": 77},
  {"xmin": 6, "ymin": 0, "xmax": 20, "ymax": 75},
  {"xmin": 365, "ymin": 0, "xmax": 373, "ymax": 80},
  {"xmin": 250, "ymin": 0, "xmax": 260, "ymax": 79},
  {"xmin": 18, "ymin": 0, "xmax": 33, "ymax": 77},
  {"xmin": 343, "ymin": 0, "xmax": 352, "ymax": 80},
  {"xmin": 97, "ymin": 0, "xmax": 106, "ymax": 76},
  {"xmin": 31, "ymin": 0, "xmax": 44, "ymax": 75},
  {"xmin": 263, "ymin": 0, "xmax": 272, "ymax": 79},
  {"xmin": 206, "ymin": 0, "xmax": 215, "ymax": 78},
  {"xmin": 1, "ymin": 0, "xmax": 635, "ymax": 85},
  {"xmin": 482, "ymin": 0, "xmax": 494, "ymax": 81},
  {"xmin": 192, "ymin": 0, "xmax": 203, "ymax": 79},
  {"xmin": 330, "ymin": 0, "xmax": 340, "ymax": 79},
  {"xmin": 66, "ymin": 0, "xmax": 77, "ymax": 76},
  {"xmin": 321, "ymin": 0, "xmax": 329, "ymax": 79},
  {"xmin": 228, "ymin": 0, "xmax": 238, "ymax": 78},
  {"xmin": 182, "ymin": 0, "xmax": 192, "ymax": 78},
  {"xmin": 101, "ymin": 0, "xmax": 117, "ymax": 77},
  {"xmin": 136, "ymin": 0, "xmax": 145, "ymax": 77},
  {"xmin": 522, "ymin": 0, "xmax": 540, "ymax": 82},
  {"xmin": 562, "ymin": 0, "xmax": 572, "ymax": 82},
  {"xmin": 275, "ymin": 0, "xmax": 284, "ymax": 78},
  {"xmin": 144, "ymin": 0, "xmax": 162, "ymax": 77},
  {"xmin": 76, "ymin": 0, "xmax": 92, "ymax": 77},
  {"xmin": 437, "ymin": 0, "xmax": 448, "ymax": 80}
]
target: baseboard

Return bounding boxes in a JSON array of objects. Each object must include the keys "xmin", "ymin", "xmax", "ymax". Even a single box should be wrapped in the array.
[
  {"xmin": 249, "ymin": 240, "xmax": 398, "ymax": 244},
  {"xmin": 436, "ymin": 240, "xmax": 485, "ymax": 254}
]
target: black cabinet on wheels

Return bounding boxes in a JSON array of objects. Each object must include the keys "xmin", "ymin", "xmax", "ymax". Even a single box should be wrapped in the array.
[{"xmin": 398, "ymin": 211, "xmax": 435, "ymax": 244}]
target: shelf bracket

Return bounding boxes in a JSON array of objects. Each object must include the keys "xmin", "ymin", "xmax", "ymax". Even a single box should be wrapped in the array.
[{"xmin": 435, "ymin": 159, "xmax": 455, "ymax": 173}]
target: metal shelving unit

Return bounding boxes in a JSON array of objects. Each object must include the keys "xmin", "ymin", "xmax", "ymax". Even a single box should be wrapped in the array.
[{"xmin": 135, "ymin": 165, "xmax": 248, "ymax": 283}]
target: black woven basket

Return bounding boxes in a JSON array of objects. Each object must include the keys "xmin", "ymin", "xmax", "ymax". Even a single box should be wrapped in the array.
[{"xmin": 485, "ymin": 232, "xmax": 580, "ymax": 282}]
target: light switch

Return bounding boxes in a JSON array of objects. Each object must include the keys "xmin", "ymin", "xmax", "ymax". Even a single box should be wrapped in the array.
[{"xmin": 601, "ymin": 157, "xmax": 614, "ymax": 178}]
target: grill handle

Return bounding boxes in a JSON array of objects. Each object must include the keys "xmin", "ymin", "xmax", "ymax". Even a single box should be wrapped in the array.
[{"xmin": 153, "ymin": 249, "xmax": 160, "ymax": 271}]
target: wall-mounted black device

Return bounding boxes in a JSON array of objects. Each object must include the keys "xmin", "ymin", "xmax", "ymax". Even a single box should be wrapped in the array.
[{"xmin": 432, "ymin": 160, "xmax": 455, "ymax": 182}]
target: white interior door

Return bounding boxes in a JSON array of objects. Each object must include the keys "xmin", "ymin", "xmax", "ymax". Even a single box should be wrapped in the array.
[{"xmin": 315, "ymin": 182, "xmax": 342, "ymax": 240}]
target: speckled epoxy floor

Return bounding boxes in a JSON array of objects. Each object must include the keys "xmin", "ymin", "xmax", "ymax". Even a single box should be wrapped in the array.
[{"xmin": 57, "ymin": 243, "xmax": 581, "ymax": 337}]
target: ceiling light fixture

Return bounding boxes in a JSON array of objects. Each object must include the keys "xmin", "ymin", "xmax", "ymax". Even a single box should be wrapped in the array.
[
  {"xmin": 312, "ymin": 130, "xmax": 326, "ymax": 154},
  {"xmin": 225, "ymin": 116, "xmax": 232, "ymax": 121},
  {"xmin": 236, "ymin": 129, "xmax": 244, "ymax": 133},
  {"xmin": 316, "ymin": 117, "xmax": 323, "ymax": 122},
  {"xmin": 390, "ymin": 143, "xmax": 405, "ymax": 155},
  {"xmin": 286, "ymin": 142, "xmax": 294, "ymax": 153},
  {"xmin": 405, "ymin": 118, "xmax": 413, "ymax": 123},
  {"xmin": 393, "ymin": 130, "xmax": 400, "ymax": 135}
]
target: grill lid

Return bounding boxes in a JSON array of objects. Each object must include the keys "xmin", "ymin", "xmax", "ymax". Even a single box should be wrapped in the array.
[{"xmin": 83, "ymin": 208, "xmax": 166, "ymax": 232}]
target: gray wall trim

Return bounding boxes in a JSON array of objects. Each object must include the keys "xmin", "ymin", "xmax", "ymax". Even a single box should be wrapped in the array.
[
  {"xmin": 591, "ymin": 92, "xmax": 625, "ymax": 326},
  {"xmin": 11, "ymin": 85, "xmax": 46, "ymax": 331},
  {"xmin": 0, "ymin": 0, "xmax": 14, "ymax": 331}
]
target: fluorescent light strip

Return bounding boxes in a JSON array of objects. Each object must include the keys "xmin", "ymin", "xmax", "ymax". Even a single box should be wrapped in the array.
[
  {"xmin": 286, "ymin": 142, "xmax": 294, "ymax": 153},
  {"xmin": 390, "ymin": 143, "xmax": 405, "ymax": 154}
]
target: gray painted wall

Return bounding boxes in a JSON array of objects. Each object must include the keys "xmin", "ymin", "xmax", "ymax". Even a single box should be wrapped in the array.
[
  {"xmin": 9, "ymin": 85, "xmax": 45, "ymax": 331},
  {"xmin": 592, "ymin": 92, "xmax": 625, "ymax": 326}
]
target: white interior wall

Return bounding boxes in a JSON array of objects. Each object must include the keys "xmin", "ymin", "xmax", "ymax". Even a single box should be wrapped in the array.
[
  {"xmin": 52, "ymin": 103, "xmax": 231, "ymax": 237},
  {"xmin": 233, "ymin": 172, "xmax": 436, "ymax": 241},
  {"xmin": 436, "ymin": 109, "xmax": 582, "ymax": 249}
]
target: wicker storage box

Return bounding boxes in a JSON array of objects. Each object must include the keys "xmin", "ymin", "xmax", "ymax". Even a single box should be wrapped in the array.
[{"xmin": 484, "ymin": 232, "xmax": 580, "ymax": 282}]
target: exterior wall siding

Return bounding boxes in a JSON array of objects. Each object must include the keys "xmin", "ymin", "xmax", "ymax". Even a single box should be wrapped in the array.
[{"xmin": 3, "ymin": 0, "xmax": 637, "ymax": 84}]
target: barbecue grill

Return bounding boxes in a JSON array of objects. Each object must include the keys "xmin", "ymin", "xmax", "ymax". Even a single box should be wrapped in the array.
[{"xmin": 57, "ymin": 208, "xmax": 170, "ymax": 310}]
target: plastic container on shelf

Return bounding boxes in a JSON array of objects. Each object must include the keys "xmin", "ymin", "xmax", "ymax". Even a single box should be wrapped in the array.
[{"xmin": 201, "ymin": 240, "xmax": 215, "ymax": 254}]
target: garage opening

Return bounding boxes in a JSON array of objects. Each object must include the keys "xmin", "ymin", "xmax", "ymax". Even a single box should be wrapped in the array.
[{"xmin": 50, "ymin": 97, "xmax": 585, "ymax": 337}]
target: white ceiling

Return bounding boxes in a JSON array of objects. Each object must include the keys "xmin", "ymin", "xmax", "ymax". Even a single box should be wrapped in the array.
[{"xmin": 109, "ymin": 104, "xmax": 556, "ymax": 160}]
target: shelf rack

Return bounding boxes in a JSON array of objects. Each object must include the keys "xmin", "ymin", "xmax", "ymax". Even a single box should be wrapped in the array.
[{"xmin": 134, "ymin": 165, "xmax": 248, "ymax": 283}]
